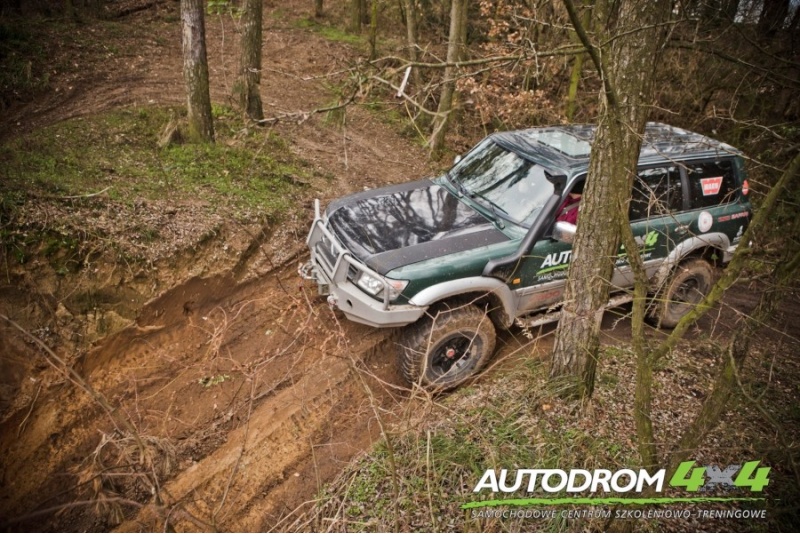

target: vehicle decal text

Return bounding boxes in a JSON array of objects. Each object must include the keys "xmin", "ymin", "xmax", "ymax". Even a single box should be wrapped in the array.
[{"xmin": 536, "ymin": 231, "xmax": 660, "ymax": 279}]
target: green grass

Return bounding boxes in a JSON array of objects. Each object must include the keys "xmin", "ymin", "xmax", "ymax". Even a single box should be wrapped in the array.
[
  {"xmin": 311, "ymin": 358, "xmax": 641, "ymax": 532},
  {"xmin": 0, "ymin": 105, "xmax": 311, "ymax": 271},
  {"xmin": 0, "ymin": 106, "xmax": 307, "ymax": 215},
  {"xmin": 292, "ymin": 17, "xmax": 364, "ymax": 46}
]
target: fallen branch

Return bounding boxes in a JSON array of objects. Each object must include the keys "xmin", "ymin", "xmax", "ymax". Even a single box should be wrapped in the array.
[
  {"xmin": 60, "ymin": 186, "xmax": 112, "ymax": 200},
  {"xmin": 256, "ymin": 90, "xmax": 358, "ymax": 126},
  {"xmin": 369, "ymin": 44, "xmax": 584, "ymax": 70}
]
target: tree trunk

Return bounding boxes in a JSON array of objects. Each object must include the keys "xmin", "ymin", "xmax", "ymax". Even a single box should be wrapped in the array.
[
  {"xmin": 565, "ymin": 52, "xmax": 584, "ymax": 121},
  {"xmin": 369, "ymin": 0, "xmax": 378, "ymax": 60},
  {"xmin": 314, "ymin": 0, "xmax": 323, "ymax": 17},
  {"xmin": 428, "ymin": 0, "xmax": 465, "ymax": 156},
  {"xmin": 402, "ymin": 0, "xmax": 419, "ymax": 65},
  {"xmin": 181, "ymin": 0, "xmax": 214, "ymax": 143},
  {"xmin": 550, "ymin": 0, "xmax": 671, "ymax": 398},
  {"xmin": 64, "ymin": 0, "xmax": 78, "ymax": 20},
  {"xmin": 401, "ymin": 0, "xmax": 420, "ymax": 89},
  {"xmin": 236, "ymin": 0, "xmax": 264, "ymax": 121},
  {"xmin": 565, "ymin": 0, "xmax": 592, "ymax": 121},
  {"xmin": 350, "ymin": 0, "xmax": 362, "ymax": 33},
  {"xmin": 758, "ymin": 0, "xmax": 789, "ymax": 37}
]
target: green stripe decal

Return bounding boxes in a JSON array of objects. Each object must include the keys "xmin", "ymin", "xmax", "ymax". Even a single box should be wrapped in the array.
[
  {"xmin": 536, "ymin": 264, "xmax": 570, "ymax": 275},
  {"xmin": 461, "ymin": 497, "xmax": 766, "ymax": 509}
]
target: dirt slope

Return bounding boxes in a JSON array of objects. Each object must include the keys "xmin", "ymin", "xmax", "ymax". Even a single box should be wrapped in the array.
[{"xmin": 1, "ymin": 1, "xmax": 434, "ymax": 531}]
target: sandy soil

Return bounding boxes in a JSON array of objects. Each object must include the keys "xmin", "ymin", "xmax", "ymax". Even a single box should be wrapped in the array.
[{"xmin": 0, "ymin": 1, "xmax": 437, "ymax": 530}]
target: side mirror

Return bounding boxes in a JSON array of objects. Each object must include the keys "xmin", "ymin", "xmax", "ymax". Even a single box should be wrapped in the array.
[
  {"xmin": 552, "ymin": 221, "xmax": 576, "ymax": 244},
  {"xmin": 453, "ymin": 154, "xmax": 463, "ymax": 165}
]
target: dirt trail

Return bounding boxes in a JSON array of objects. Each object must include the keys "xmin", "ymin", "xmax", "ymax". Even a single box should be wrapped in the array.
[
  {"xmin": 0, "ymin": 1, "xmax": 432, "ymax": 530},
  {"xmin": 2, "ymin": 260, "xmax": 406, "ymax": 530}
]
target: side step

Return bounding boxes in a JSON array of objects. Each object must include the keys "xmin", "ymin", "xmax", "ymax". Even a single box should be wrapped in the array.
[{"xmin": 515, "ymin": 293, "xmax": 635, "ymax": 329}]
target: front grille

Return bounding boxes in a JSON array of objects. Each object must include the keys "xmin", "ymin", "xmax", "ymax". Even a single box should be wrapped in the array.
[
  {"xmin": 347, "ymin": 264, "xmax": 358, "ymax": 282},
  {"xmin": 312, "ymin": 223, "xmax": 362, "ymax": 286},
  {"xmin": 315, "ymin": 242, "xmax": 335, "ymax": 272}
]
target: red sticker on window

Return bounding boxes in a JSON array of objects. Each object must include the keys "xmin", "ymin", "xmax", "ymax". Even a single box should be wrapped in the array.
[{"xmin": 701, "ymin": 176, "xmax": 723, "ymax": 196}]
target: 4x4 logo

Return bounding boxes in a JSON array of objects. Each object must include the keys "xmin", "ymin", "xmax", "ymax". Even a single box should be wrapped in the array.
[
  {"xmin": 670, "ymin": 461, "xmax": 770, "ymax": 492},
  {"xmin": 538, "ymin": 231, "xmax": 660, "ymax": 276}
]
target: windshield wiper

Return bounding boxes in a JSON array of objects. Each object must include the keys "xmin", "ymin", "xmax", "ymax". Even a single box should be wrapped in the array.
[
  {"xmin": 445, "ymin": 171, "xmax": 469, "ymax": 197},
  {"xmin": 470, "ymin": 192, "xmax": 507, "ymax": 229},
  {"xmin": 446, "ymin": 172, "xmax": 506, "ymax": 228}
]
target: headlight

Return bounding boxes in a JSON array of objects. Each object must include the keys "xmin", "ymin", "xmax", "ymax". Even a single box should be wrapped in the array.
[{"xmin": 356, "ymin": 272, "xmax": 409, "ymax": 301}]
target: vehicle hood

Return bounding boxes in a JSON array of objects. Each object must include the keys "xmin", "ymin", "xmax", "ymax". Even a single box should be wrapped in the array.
[{"xmin": 325, "ymin": 179, "xmax": 510, "ymax": 275}]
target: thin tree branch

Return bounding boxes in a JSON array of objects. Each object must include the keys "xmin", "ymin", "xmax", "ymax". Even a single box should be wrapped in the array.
[
  {"xmin": 670, "ymin": 39, "xmax": 800, "ymax": 90},
  {"xmin": 562, "ymin": 0, "xmax": 619, "ymax": 108}
]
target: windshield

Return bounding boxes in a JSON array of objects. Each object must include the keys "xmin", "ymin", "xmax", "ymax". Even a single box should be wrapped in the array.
[{"xmin": 450, "ymin": 139, "xmax": 555, "ymax": 226}]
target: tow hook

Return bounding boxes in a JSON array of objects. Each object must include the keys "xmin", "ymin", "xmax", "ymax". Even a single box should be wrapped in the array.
[
  {"xmin": 298, "ymin": 261, "xmax": 315, "ymax": 281},
  {"xmin": 327, "ymin": 295, "xmax": 338, "ymax": 309}
]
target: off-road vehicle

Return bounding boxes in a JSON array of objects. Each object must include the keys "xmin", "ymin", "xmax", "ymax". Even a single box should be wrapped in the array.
[{"xmin": 300, "ymin": 123, "xmax": 752, "ymax": 389}]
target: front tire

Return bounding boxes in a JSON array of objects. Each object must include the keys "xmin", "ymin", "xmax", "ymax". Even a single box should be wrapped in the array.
[
  {"xmin": 398, "ymin": 303, "xmax": 496, "ymax": 390},
  {"xmin": 650, "ymin": 258, "xmax": 716, "ymax": 328}
]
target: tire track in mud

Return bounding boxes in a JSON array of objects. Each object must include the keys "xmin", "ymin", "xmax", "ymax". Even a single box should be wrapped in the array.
[
  {"xmin": 1, "ymin": 3, "xmax": 429, "ymax": 529},
  {"xmin": 0, "ymin": 262, "xmax": 404, "ymax": 531}
]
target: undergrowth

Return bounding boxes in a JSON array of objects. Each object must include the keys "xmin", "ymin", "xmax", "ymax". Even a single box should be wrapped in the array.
[
  {"xmin": 0, "ymin": 106, "xmax": 306, "ymax": 213},
  {"xmin": 300, "ymin": 332, "xmax": 800, "ymax": 533},
  {"xmin": 0, "ymin": 106, "xmax": 310, "ymax": 269}
]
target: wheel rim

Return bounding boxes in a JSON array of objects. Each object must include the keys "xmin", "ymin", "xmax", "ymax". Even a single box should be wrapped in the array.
[
  {"xmin": 669, "ymin": 274, "xmax": 707, "ymax": 313},
  {"xmin": 676, "ymin": 277, "xmax": 704, "ymax": 303},
  {"xmin": 429, "ymin": 332, "xmax": 479, "ymax": 379}
]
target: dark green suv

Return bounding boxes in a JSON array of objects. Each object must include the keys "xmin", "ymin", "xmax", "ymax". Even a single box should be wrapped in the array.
[{"xmin": 300, "ymin": 123, "xmax": 752, "ymax": 389}]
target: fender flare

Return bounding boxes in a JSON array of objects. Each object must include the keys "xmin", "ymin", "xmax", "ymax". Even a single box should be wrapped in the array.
[
  {"xmin": 408, "ymin": 277, "xmax": 518, "ymax": 327},
  {"xmin": 652, "ymin": 233, "xmax": 731, "ymax": 289}
]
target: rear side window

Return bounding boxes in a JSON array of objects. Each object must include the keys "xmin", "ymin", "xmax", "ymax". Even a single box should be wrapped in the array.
[
  {"xmin": 686, "ymin": 159, "xmax": 738, "ymax": 209},
  {"xmin": 630, "ymin": 166, "xmax": 683, "ymax": 221}
]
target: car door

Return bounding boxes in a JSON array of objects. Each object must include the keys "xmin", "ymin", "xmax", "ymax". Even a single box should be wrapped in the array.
[
  {"xmin": 511, "ymin": 165, "xmax": 688, "ymax": 313},
  {"xmin": 680, "ymin": 158, "xmax": 746, "ymax": 245},
  {"xmin": 611, "ymin": 165, "xmax": 685, "ymax": 289},
  {"xmin": 512, "ymin": 178, "xmax": 585, "ymax": 314}
]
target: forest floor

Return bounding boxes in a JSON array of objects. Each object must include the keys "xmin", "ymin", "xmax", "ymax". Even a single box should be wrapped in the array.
[{"xmin": 0, "ymin": 1, "xmax": 799, "ymax": 532}]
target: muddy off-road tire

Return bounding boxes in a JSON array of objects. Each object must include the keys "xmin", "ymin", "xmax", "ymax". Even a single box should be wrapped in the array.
[
  {"xmin": 650, "ymin": 258, "xmax": 716, "ymax": 328},
  {"xmin": 398, "ymin": 303, "xmax": 496, "ymax": 390}
]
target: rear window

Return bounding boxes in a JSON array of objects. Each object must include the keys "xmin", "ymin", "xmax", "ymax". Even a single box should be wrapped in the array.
[
  {"xmin": 630, "ymin": 166, "xmax": 683, "ymax": 221},
  {"xmin": 686, "ymin": 159, "xmax": 738, "ymax": 209}
]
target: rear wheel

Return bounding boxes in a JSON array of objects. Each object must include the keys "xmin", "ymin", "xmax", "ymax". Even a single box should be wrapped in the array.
[
  {"xmin": 650, "ymin": 258, "xmax": 716, "ymax": 328},
  {"xmin": 398, "ymin": 303, "xmax": 496, "ymax": 390}
]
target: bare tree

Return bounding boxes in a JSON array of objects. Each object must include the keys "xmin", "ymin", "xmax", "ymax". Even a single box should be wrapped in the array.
[
  {"xmin": 350, "ymin": 0, "xmax": 364, "ymax": 33},
  {"xmin": 549, "ymin": 0, "xmax": 672, "ymax": 399},
  {"xmin": 181, "ymin": 0, "xmax": 214, "ymax": 142},
  {"xmin": 402, "ymin": 0, "xmax": 419, "ymax": 66},
  {"xmin": 369, "ymin": 0, "xmax": 378, "ymax": 60},
  {"xmin": 565, "ymin": 0, "xmax": 592, "ymax": 121},
  {"xmin": 758, "ymin": 0, "xmax": 790, "ymax": 36},
  {"xmin": 428, "ymin": 0, "xmax": 466, "ymax": 156},
  {"xmin": 236, "ymin": 0, "xmax": 264, "ymax": 121}
]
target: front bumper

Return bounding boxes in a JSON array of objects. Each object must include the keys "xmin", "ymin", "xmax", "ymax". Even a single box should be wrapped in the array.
[{"xmin": 299, "ymin": 200, "xmax": 426, "ymax": 328}]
